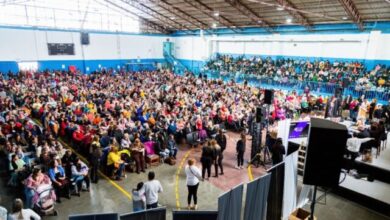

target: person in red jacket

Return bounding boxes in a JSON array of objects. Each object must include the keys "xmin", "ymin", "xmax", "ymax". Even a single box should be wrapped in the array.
[{"xmin": 72, "ymin": 126, "xmax": 85, "ymax": 150}]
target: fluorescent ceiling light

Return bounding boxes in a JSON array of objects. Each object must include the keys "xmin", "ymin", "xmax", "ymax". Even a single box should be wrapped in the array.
[
  {"xmin": 213, "ymin": 11, "xmax": 219, "ymax": 17},
  {"xmin": 286, "ymin": 18, "xmax": 292, "ymax": 23},
  {"xmin": 342, "ymin": 16, "xmax": 348, "ymax": 20},
  {"xmin": 277, "ymin": 6, "xmax": 284, "ymax": 11},
  {"xmin": 212, "ymin": 23, "xmax": 217, "ymax": 28}
]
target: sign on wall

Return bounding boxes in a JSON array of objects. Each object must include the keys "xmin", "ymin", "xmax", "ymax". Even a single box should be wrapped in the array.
[{"xmin": 48, "ymin": 43, "xmax": 75, "ymax": 55}]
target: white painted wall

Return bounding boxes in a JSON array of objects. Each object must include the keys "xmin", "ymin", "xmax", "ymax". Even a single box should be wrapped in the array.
[
  {"xmin": 173, "ymin": 32, "xmax": 390, "ymax": 62},
  {"xmin": 0, "ymin": 27, "xmax": 169, "ymax": 62}
]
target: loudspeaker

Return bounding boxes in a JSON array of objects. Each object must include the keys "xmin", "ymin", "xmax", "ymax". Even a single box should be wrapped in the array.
[
  {"xmin": 303, "ymin": 118, "xmax": 348, "ymax": 187},
  {"xmin": 256, "ymin": 107, "xmax": 263, "ymax": 123},
  {"xmin": 264, "ymin": 89, "xmax": 273, "ymax": 104},
  {"xmin": 80, "ymin": 32, "xmax": 90, "ymax": 45}
]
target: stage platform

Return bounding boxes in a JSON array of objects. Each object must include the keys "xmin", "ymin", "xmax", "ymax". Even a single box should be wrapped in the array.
[
  {"xmin": 336, "ymin": 175, "xmax": 390, "ymax": 217},
  {"xmin": 287, "ymin": 129, "xmax": 390, "ymax": 217}
]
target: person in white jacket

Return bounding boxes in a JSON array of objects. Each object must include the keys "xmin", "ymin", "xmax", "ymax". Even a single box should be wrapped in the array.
[
  {"xmin": 185, "ymin": 158, "xmax": 203, "ymax": 210},
  {"xmin": 8, "ymin": 199, "xmax": 41, "ymax": 220}
]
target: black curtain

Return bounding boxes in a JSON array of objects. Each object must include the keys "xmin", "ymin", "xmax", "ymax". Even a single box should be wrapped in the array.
[{"xmin": 266, "ymin": 162, "xmax": 285, "ymax": 220}]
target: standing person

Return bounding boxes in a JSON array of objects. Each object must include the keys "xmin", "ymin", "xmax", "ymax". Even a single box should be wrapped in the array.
[
  {"xmin": 270, "ymin": 138, "xmax": 286, "ymax": 165},
  {"xmin": 8, "ymin": 198, "xmax": 41, "ymax": 220},
  {"xmin": 211, "ymin": 140, "xmax": 223, "ymax": 177},
  {"xmin": 358, "ymin": 99, "xmax": 368, "ymax": 123},
  {"xmin": 236, "ymin": 133, "xmax": 246, "ymax": 169},
  {"xmin": 200, "ymin": 141, "xmax": 213, "ymax": 180},
  {"xmin": 349, "ymin": 99, "xmax": 359, "ymax": 122},
  {"xmin": 369, "ymin": 99, "xmax": 377, "ymax": 121},
  {"xmin": 132, "ymin": 182, "xmax": 146, "ymax": 212},
  {"xmin": 215, "ymin": 129, "xmax": 227, "ymax": 153},
  {"xmin": 185, "ymin": 158, "xmax": 202, "ymax": 210},
  {"xmin": 143, "ymin": 172, "xmax": 163, "ymax": 209},
  {"xmin": 90, "ymin": 140, "xmax": 102, "ymax": 184}
]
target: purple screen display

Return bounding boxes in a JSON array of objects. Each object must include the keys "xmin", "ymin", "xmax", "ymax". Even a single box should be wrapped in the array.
[{"xmin": 288, "ymin": 121, "xmax": 310, "ymax": 139}]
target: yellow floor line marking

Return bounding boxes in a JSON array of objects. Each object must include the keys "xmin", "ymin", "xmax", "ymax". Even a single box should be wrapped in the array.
[
  {"xmin": 58, "ymin": 139, "xmax": 132, "ymax": 200},
  {"xmin": 247, "ymin": 165, "xmax": 254, "ymax": 181},
  {"xmin": 33, "ymin": 120, "xmax": 132, "ymax": 200},
  {"xmin": 175, "ymin": 149, "xmax": 193, "ymax": 210}
]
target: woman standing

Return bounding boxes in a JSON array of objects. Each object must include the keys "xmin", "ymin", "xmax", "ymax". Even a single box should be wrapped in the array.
[
  {"xmin": 210, "ymin": 140, "xmax": 223, "ymax": 177},
  {"xmin": 90, "ymin": 137, "xmax": 102, "ymax": 184},
  {"xmin": 369, "ymin": 99, "xmax": 377, "ymax": 121},
  {"xmin": 358, "ymin": 99, "xmax": 368, "ymax": 123},
  {"xmin": 200, "ymin": 141, "xmax": 213, "ymax": 180},
  {"xmin": 236, "ymin": 133, "xmax": 246, "ymax": 169},
  {"xmin": 185, "ymin": 158, "xmax": 202, "ymax": 210}
]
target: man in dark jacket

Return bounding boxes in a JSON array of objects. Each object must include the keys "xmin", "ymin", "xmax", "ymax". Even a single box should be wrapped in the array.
[{"xmin": 270, "ymin": 138, "xmax": 286, "ymax": 165}]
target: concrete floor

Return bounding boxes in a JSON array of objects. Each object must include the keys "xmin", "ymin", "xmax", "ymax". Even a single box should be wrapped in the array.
[{"xmin": 0, "ymin": 132, "xmax": 389, "ymax": 220}]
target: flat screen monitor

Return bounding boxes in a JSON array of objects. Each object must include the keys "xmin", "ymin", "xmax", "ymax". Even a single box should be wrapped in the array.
[
  {"xmin": 172, "ymin": 210, "xmax": 218, "ymax": 220},
  {"xmin": 288, "ymin": 121, "xmax": 310, "ymax": 139},
  {"xmin": 69, "ymin": 213, "xmax": 118, "ymax": 220},
  {"xmin": 120, "ymin": 207, "xmax": 166, "ymax": 220}
]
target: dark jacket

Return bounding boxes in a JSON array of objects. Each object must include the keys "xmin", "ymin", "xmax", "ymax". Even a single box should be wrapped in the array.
[
  {"xmin": 215, "ymin": 134, "xmax": 227, "ymax": 152},
  {"xmin": 271, "ymin": 144, "xmax": 285, "ymax": 164},
  {"xmin": 201, "ymin": 146, "xmax": 214, "ymax": 162},
  {"xmin": 236, "ymin": 139, "xmax": 246, "ymax": 153}
]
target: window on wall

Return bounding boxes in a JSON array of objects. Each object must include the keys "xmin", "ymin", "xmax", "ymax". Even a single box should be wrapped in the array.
[
  {"xmin": 0, "ymin": 0, "xmax": 140, "ymax": 33},
  {"xmin": 18, "ymin": 62, "xmax": 38, "ymax": 71}
]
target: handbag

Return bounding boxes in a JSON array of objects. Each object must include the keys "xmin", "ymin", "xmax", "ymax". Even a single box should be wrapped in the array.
[{"xmin": 189, "ymin": 166, "xmax": 200, "ymax": 182}]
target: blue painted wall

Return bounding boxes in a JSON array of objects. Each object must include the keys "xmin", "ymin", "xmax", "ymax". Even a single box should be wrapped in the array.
[
  {"xmin": 177, "ymin": 59, "xmax": 206, "ymax": 74},
  {"xmin": 0, "ymin": 59, "xmax": 166, "ymax": 74}
]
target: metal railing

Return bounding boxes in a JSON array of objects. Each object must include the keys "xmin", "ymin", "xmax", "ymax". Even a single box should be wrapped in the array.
[
  {"xmin": 204, "ymin": 71, "xmax": 390, "ymax": 103},
  {"xmin": 163, "ymin": 53, "xmax": 187, "ymax": 75}
]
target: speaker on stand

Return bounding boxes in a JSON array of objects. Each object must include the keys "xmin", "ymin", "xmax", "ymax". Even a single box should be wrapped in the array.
[{"xmin": 303, "ymin": 118, "xmax": 348, "ymax": 219}]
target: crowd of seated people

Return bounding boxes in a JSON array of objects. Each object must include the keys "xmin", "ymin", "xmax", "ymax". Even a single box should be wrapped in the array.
[
  {"xmin": 0, "ymin": 67, "xmax": 389, "ymax": 217},
  {"xmin": 205, "ymin": 54, "xmax": 390, "ymax": 91}
]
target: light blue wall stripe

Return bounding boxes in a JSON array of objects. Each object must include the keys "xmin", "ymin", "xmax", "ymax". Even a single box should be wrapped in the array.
[{"xmin": 0, "ymin": 59, "xmax": 166, "ymax": 73}]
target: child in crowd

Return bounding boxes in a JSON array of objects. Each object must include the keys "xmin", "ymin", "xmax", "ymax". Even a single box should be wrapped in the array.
[{"xmin": 132, "ymin": 182, "xmax": 146, "ymax": 212}]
